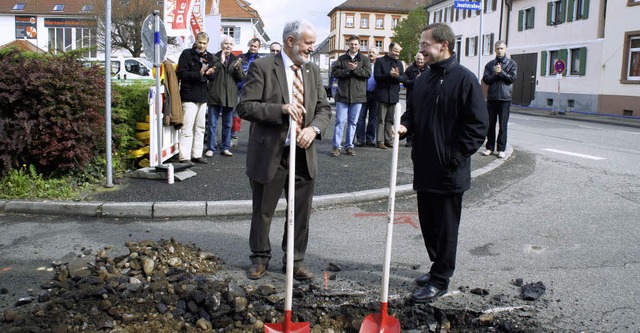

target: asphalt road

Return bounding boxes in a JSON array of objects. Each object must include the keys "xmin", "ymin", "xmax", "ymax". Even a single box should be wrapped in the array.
[{"xmin": 1, "ymin": 109, "xmax": 639, "ymax": 331}]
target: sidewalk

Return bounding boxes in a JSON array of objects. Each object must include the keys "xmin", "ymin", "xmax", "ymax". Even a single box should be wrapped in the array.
[{"xmin": 0, "ymin": 101, "xmax": 510, "ymax": 218}]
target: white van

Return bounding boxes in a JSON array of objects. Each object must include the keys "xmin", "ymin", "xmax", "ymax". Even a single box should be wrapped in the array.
[{"xmin": 82, "ymin": 57, "xmax": 155, "ymax": 84}]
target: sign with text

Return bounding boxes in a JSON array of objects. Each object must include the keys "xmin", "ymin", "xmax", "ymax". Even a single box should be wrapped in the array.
[
  {"xmin": 15, "ymin": 16, "xmax": 37, "ymax": 39},
  {"xmin": 454, "ymin": 1, "xmax": 481, "ymax": 11},
  {"xmin": 44, "ymin": 18, "xmax": 95, "ymax": 28},
  {"xmin": 164, "ymin": 0, "xmax": 194, "ymax": 36}
]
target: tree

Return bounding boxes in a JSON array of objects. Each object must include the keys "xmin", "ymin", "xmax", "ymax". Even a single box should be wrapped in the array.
[
  {"xmin": 392, "ymin": 7, "xmax": 429, "ymax": 64},
  {"xmin": 93, "ymin": 0, "xmax": 162, "ymax": 57}
]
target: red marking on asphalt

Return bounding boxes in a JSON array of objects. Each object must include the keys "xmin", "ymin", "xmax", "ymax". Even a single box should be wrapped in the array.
[
  {"xmin": 353, "ymin": 212, "xmax": 419, "ymax": 229},
  {"xmin": 0, "ymin": 267, "xmax": 13, "ymax": 274}
]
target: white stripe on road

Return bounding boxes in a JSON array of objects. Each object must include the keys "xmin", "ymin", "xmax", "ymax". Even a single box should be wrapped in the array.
[{"xmin": 542, "ymin": 149, "xmax": 606, "ymax": 160}]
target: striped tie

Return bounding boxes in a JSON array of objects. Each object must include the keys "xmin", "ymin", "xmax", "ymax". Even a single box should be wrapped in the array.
[{"xmin": 291, "ymin": 65, "xmax": 304, "ymax": 133}]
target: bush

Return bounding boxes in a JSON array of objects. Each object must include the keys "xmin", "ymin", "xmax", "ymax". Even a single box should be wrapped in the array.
[{"xmin": 0, "ymin": 49, "xmax": 106, "ymax": 176}]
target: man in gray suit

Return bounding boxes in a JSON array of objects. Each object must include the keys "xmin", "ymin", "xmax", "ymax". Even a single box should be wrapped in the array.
[{"xmin": 236, "ymin": 20, "xmax": 332, "ymax": 281}]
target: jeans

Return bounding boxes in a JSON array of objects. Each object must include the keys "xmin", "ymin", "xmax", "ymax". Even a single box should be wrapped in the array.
[
  {"xmin": 485, "ymin": 100, "xmax": 510, "ymax": 152},
  {"xmin": 332, "ymin": 102, "xmax": 362, "ymax": 149},
  {"xmin": 206, "ymin": 105, "xmax": 233, "ymax": 152},
  {"xmin": 356, "ymin": 92, "xmax": 377, "ymax": 144},
  {"xmin": 179, "ymin": 102, "xmax": 206, "ymax": 161}
]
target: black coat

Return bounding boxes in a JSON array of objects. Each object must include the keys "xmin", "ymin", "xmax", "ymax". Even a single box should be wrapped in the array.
[
  {"xmin": 207, "ymin": 51, "xmax": 245, "ymax": 108},
  {"xmin": 402, "ymin": 61, "xmax": 428, "ymax": 104},
  {"xmin": 482, "ymin": 56, "xmax": 517, "ymax": 101},
  {"xmin": 373, "ymin": 54, "xmax": 405, "ymax": 104},
  {"xmin": 176, "ymin": 47, "xmax": 215, "ymax": 103},
  {"xmin": 401, "ymin": 54, "xmax": 488, "ymax": 193}
]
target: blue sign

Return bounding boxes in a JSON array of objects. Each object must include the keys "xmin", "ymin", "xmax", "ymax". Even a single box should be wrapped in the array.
[{"xmin": 454, "ymin": 1, "xmax": 482, "ymax": 11}]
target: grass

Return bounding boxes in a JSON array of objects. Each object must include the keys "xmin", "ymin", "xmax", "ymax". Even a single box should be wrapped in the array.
[{"xmin": 0, "ymin": 165, "xmax": 88, "ymax": 201}]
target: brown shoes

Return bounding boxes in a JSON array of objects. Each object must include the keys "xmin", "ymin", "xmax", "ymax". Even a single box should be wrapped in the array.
[
  {"xmin": 248, "ymin": 263, "xmax": 268, "ymax": 280},
  {"xmin": 282, "ymin": 265, "xmax": 314, "ymax": 281},
  {"xmin": 377, "ymin": 143, "xmax": 387, "ymax": 149}
]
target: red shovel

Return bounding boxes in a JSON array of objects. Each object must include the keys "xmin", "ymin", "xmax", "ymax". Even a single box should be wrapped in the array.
[
  {"xmin": 360, "ymin": 104, "xmax": 402, "ymax": 333},
  {"xmin": 264, "ymin": 117, "xmax": 310, "ymax": 333}
]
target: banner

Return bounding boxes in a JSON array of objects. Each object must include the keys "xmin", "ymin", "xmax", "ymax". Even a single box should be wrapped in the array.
[
  {"xmin": 190, "ymin": 0, "xmax": 204, "ymax": 39},
  {"xmin": 164, "ymin": 0, "xmax": 194, "ymax": 36},
  {"xmin": 15, "ymin": 16, "xmax": 37, "ymax": 39}
]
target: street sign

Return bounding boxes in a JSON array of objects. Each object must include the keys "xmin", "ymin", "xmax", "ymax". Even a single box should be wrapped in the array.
[
  {"xmin": 142, "ymin": 14, "xmax": 167, "ymax": 61},
  {"xmin": 554, "ymin": 59, "xmax": 566, "ymax": 74},
  {"xmin": 454, "ymin": 1, "xmax": 481, "ymax": 11}
]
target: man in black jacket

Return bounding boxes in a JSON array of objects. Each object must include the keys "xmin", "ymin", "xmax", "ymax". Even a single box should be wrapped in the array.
[
  {"xmin": 374, "ymin": 42, "xmax": 404, "ymax": 149},
  {"xmin": 402, "ymin": 52, "xmax": 428, "ymax": 147},
  {"xmin": 330, "ymin": 36, "xmax": 370, "ymax": 156},
  {"xmin": 481, "ymin": 41, "xmax": 517, "ymax": 159},
  {"xmin": 176, "ymin": 32, "xmax": 216, "ymax": 164},
  {"xmin": 398, "ymin": 23, "xmax": 488, "ymax": 303}
]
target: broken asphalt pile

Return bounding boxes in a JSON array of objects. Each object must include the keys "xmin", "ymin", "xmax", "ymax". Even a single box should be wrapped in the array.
[{"xmin": 1, "ymin": 239, "xmax": 551, "ymax": 332}]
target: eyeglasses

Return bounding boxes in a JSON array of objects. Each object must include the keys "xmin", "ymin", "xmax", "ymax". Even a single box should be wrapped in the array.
[{"xmin": 419, "ymin": 41, "xmax": 440, "ymax": 49}]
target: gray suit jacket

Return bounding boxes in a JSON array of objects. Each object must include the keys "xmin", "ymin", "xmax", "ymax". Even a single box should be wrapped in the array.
[{"xmin": 237, "ymin": 54, "xmax": 332, "ymax": 184}]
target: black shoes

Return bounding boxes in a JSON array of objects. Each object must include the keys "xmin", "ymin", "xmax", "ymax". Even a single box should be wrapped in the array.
[
  {"xmin": 411, "ymin": 284, "xmax": 447, "ymax": 303},
  {"xmin": 192, "ymin": 157, "xmax": 207, "ymax": 164},
  {"xmin": 415, "ymin": 273, "xmax": 431, "ymax": 287}
]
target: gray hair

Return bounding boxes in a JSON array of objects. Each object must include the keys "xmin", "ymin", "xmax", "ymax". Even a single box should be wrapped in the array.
[
  {"xmin": 220, "ymin": 35, "xmax": 234, "ymax": 47},
  {"xmin": 495, "ymin": 40, "xmax": 506, "ymax": 48},
  {"xmin": 282, "ymin": 19, "xmax": 315, "ymax": 42}
]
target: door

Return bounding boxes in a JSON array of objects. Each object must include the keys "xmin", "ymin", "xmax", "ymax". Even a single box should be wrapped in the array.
[{"xmin": 511, "ymin": 53, "xmax": 537, "ymax": 106}]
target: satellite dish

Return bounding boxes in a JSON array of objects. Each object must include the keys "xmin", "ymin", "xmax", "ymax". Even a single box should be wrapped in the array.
[{"xmin": 141, "ymin": 14, "xmax": 167, "ymax": 61}]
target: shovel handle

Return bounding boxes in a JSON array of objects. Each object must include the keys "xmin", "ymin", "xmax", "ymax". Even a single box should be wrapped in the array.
[{"xmin": 284, "ymin": 117, "xmax": 296, "ymax": 312}]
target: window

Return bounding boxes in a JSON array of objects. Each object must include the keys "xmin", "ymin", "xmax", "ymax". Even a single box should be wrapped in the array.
[
  {"xmin": 222, "ymin": 26, "xmax": 240, "ymax": 44},
  {"xmin": 569, "ymin": 47, "xmax": 587, "ymax": 76},
  {"xmin": 346, "ymin": 14, "xmax": 354, "ymax": 28},
  {"xmin": 360, "ymin": 39, "xmax": 369, "ymax": 51},
  {"xmin": 465, "ymin": 36, "xmax": 478, "ymax": 56},
  {"xmin": 547, "ymin": 0, "xmax": 566, "ymax": 26},
  {"xmin": 519, "ymin": 7, "xmax": 535, "ymax": 31},
  {"xmin": 482, "ymin": 33, "xmax": 494, "ymax": 55},
  {"xmin": 374, "ymin": 38, "xmax": 384, "ymax": 50},
  {"xmin": 392, "ymin": 16, "xmax": 400, "ymax": 28},
  {"xmin": 574, "ymin": 0, "xmax": 587, "ymax": 20},
  {"xmin": 361, "ymin": 16, "xmax": 369, "ymax": 29},
  {"xmin": 375, "ymin": 16, "xmax": 384, "ymax": 29},
  {"xmin": 76, "ymin": 28, "xmax": 97, "ymax": 57},
  {"xmin": 81, "ymin": 4, "xmax": 93, "ymax": 12},
  {"xmin": 48, "ymin": 27, "xmax": 95, "ymax": 55},
  {"xmin": 547, "ymin": 50, "xmax": 562, "ymax": 75},
  {"xmin": 12, "ymin": 3, "xmax": 26, "ymax": 10},
  {"xmin": 52, "ymin": 4, "xmax": 65, "ymax": 11},
  {"xmin": 623, "ymin": 33, "xmax": 640, "ymax": 81},
  {"xmin": 628, "ymin": 0, "xmax": 640, "ymax": 5},
  {"xmin": 484, "ymin": 0, "xmax": 497, "ymax": 13}
]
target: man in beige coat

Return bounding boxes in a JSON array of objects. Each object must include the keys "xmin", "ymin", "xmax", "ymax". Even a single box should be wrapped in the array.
[{"xmin": 236, "ymin": 19, "xmax": 332, "ymax": 281}]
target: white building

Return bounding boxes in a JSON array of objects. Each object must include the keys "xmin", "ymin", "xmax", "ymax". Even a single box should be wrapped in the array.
[
  {"xmin": 427, "ymin": 0, "xmax": 640, "ymax": 116},
  {"xmin": 217, "ymin": 0, "xmax": 270, "ymax": 55}
]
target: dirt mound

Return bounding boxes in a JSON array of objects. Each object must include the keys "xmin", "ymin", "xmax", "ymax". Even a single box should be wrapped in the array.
[{"xmin": 1, "ymin": 239, "xmax": 548, "ymax": 332}]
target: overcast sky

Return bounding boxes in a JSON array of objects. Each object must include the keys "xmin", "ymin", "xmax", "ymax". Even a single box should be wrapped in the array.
[{"xmin": 248, "ymin": 0, "xmax": 345, "ymax": 44}]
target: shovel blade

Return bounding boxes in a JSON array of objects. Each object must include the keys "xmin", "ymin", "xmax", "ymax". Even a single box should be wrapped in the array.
[
  {"xmin": 264, "ymin": 321, "xmax": 310, "ymax": 333},
  {"xmin": 359, "ymin": 313, "xmax": 401, "ymax": 333}
]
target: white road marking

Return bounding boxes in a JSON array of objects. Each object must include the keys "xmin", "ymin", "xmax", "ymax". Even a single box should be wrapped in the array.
[
  {"xmin": 621, "ymin": 131, "xmax": 640, "ymax": 135},
  {"xmin": 542, "ymin": 149, "xmax": 606, "ymax": 160}
]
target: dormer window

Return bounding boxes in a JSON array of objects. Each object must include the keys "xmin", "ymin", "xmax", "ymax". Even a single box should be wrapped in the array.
[
  {"xmin": 52, "ymin": 4, "xmax": 65, "ymax": 11},
  {"xmin": 81, "ymin": 4, "xmax": 94, "ymax": 12},
  {"xmin": 12, "ymin": 3, "xmax": 26, "ymax": 10}
]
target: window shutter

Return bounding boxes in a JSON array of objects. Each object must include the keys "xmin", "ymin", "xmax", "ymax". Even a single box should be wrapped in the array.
[
  {"xmin": 531, "ymin": 7, "xmax": 535, "ymax": 29},
  {"xmin": 541, "ymin": 51, "xmax": 547, "ymax": 76},
  {"xmin": 579, "ymin": 47, "xmax": 587, "ymax": 75},
  {"xmin": 559, "ymin": 48, "xmax": 568, "ymax": 76},
  {"xmin": 518, "ymin": 9, "xmax": 524, "ymax": 31},
  {"xmin": 465, "ymin": 37, "xmax": 469, "ymax": 56},
  {"xmin": 475, "ymin": 36, "xmax": 478, "ymax": 55},
  {"xmin": 567, "ymin": 0, "xmax": 574, "ymax": 22},
  {"xmin": 492, "ymin": 0, "xmax": 497, "ymax": 11},
  {"xmin": 583, "ymin": 0, "xmax": 590, "ymax": 19},
  {"xmin": 235, "ymin": 27, "xmax": 241, "ymax": 44},
  {"xmin": 558, "ymin": 0, "xmax": 567, "ymax": 24},
  {"xmin": 490, "ymin": 33, "xmax": 494, "ymax": 54},
  {"xmin": 547, "ymin": 2, "xmax": 553, "ymax": 26}
]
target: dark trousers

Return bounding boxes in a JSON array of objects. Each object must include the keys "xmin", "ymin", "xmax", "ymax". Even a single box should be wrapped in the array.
[
  {"xmin": 355, "ymin": 91, "xmax": 377, "ymax": 144},
  {"xmin": 486, "ymin": 100, "xmax": 510, "ymax": 152},
  {"xmin": 417, "ymin": 191, "xmax": 464, "ymax": 290},
  {"xmin": 249, "ymin": 147, "xmax": 314, "ymax": 266}
]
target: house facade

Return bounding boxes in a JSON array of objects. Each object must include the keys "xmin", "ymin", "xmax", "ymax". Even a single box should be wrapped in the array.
[
  {"xmin": 427, "ymin": 0, "xmax": 640, "ymax": 116},
  {"xmin": 0, "ymin": 0, "xmax": 98, "ymax": 58},
  {"xmin": 217, "ymin": 0, "xmax": 270, "ymax": 55},
  {"xmin": 327, "ymin": 0, "xmax": 432, "ymax": 63}
]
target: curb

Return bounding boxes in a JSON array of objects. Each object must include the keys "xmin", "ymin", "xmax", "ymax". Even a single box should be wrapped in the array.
[{"xmin": 0, "ymin": 148, "xmax": 511, "ymax": 219}]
